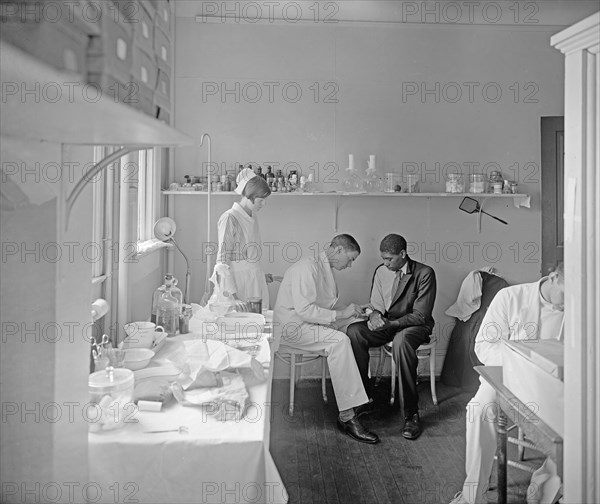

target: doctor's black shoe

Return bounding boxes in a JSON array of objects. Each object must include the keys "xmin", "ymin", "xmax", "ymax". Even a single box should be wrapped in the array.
[
  {"xmin": 337, "ymin": 417, "xmax": 380, "ymax": 444},
  {"xmin": 402, "ymin": 413, "xmax": 423, "ymax": 440}
]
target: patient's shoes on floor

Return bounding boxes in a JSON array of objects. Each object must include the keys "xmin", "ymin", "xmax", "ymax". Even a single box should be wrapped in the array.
[{"xmin": 337, "ymin": 416, "xmax": 380, "ymax": 444}]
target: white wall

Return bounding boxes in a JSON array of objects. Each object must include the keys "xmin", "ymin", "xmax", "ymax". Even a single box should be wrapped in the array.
[
  {"xmin": 172, "ymin": 3, "xmax": 591, "ymax": 378},
  {"xmin": 0, "ymin": 140, "xmax": 92, "ymax": 498}
]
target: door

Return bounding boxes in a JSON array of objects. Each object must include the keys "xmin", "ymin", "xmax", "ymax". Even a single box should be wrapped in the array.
[{"xmin": 541, "ymin": 116, "xmax": 564, "ymax": 275}]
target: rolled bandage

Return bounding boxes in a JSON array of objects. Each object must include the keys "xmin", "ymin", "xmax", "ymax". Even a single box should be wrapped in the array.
[{"xmin": 138, "ymin": 400, "xmax": 163, "ymax": 412}]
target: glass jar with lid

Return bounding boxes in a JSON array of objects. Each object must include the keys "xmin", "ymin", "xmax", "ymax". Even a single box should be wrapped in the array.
[
  {"xmin": 445, "ymin": 172, "xmax": 464, "ymax": 193},
  {"xmin": 88, "ymin": 367, "xmax": 134, "ymax": 433},
  {"xmin": 469, "ymin": 173, "xmax": 486, "ymax": 193},
  {"xmin": 488, "ymin": 171, "xmax": 504, "ymax": 193}
]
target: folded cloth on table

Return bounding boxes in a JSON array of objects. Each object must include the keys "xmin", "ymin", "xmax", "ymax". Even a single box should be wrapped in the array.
[
  {"xmin": 170, "ymin": 372, "xmax": 248, "ymax": 421},
  {"xmin": 159, "ymin": 339, "xmax": 265, "ymax": 391}
]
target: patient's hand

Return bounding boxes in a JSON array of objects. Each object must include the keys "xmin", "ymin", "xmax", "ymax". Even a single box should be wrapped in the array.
[{"xmin": 367, "ymin": 311, "xmax": 386, "ymax": 331}]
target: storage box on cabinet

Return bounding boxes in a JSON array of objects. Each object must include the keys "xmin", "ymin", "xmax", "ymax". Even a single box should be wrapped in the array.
[
  {"xmin": 87, "ymin": 11, "xmax": 134, "ymax": 106},
  {"xmin": 153, "ymin": 68, "xmax": 170, "ymax": 113},
  {"xmin": 153, "ymin": 25, "xmax": 171, "ymax": 72},
  {"xmin": 131, "ymin": 46, "xmax": 156, "ymax": 115},
  {"xmin": 87, "ymin": 72, "xmax": 137, "ymax": 107},
  {"xmin": 134, "ymin": 0, "xmax": 155, "ymax": 55},
  {"xmin": 152, "ymin": 0, "xmax": 171, "ymax": 36},
  {"xmin": 0, "ymin": 11, "xmax": 89, "ymax": 76},
  {"xmin": 0, "ymin": 0, "xmax": 101, "ymax": 35}
]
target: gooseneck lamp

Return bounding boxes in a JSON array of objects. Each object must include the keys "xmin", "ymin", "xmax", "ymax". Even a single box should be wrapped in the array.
[{"xmin": 153, "ymin": 217, "xmax": 191, "ymax": 304}]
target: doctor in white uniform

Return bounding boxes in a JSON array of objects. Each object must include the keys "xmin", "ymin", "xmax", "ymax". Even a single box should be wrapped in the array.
[
  {"xmin": 274, "ymin": 234, "xmax": 379, "ymax": 444},
  {"xmin": 450, "ymin": 262, "xmax": 565, "ymax": 504},
  {"xmin": 215, "ymin": 168, "xmax": 274, "ymax": 308}
]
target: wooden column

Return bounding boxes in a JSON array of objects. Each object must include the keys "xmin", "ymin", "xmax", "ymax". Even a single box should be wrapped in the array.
[{"xmin": 551, "ymin": 12, "xmax": 600, "ymax": 504}]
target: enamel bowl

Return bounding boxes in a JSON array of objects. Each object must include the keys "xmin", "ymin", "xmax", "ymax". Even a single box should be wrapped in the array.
[{"xmin": 123, "ymin": 348, "xmax": 155, "ymax": 371}]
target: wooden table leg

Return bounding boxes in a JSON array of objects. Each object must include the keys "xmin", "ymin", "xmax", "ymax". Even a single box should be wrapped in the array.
[{"xmin": 497, "ymin": 410, "xmax": 508, "ymax": 504}]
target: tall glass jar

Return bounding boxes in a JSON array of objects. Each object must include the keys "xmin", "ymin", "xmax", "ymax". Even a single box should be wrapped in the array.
[
  {"xmin": 445, "ymin": 172, "xmax": 464, "ymax": 193},
  {"xmin": 405, "ymin": 174, "xmax": 420, "ymax": 193},
  {"xmin": 469, "ymin": 173, "xmax": 486, "ymax": 193},
  {"xmin": 151, "ymin": 273, "xmax": 173, "ymax": 323},
  {"xmin": 157, "ymin": 281, "xmax": 179, "ymax": 337},
  {"xmin": 385, "ymin": 172, "xmax": 400, "ymax": 192}
]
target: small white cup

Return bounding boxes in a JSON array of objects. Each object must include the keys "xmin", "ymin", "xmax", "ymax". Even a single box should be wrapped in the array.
[{"xmin": 123, "ymin": 321, "xmax": 165, "ymax": 349}]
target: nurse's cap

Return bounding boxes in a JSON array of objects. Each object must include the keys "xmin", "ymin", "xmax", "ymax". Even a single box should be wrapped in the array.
[{"xmin": 234, "ymin": 167, "xmax": 257, "ymax": 195}]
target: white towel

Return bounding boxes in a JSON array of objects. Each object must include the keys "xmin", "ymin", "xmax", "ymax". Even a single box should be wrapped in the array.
[{"xmin": 445, "ymin": 267, "xmax": 497, "ymax": 322}]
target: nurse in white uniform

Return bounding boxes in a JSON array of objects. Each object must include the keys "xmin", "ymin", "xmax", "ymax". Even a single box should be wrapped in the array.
[{"xmin": 215, "ymin": 168, "xmax": 273, "ymax": 308}]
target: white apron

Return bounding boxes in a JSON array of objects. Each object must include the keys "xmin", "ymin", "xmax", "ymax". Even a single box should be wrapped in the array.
[{"xmin": 216, "ymin": 203, "xmax": 269, "ymax": 308}]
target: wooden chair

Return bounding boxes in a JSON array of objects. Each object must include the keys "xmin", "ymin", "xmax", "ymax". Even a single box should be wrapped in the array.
[
  {"xmin": 376, "ymin": 337, "xmax": 438, "ymax": 406},
  {"xmin": 276, "ymin": 344, "xmax": 328, "ymax": 416}
]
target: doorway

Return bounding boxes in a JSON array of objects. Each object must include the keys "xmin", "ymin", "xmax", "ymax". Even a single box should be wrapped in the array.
[{"xmin": 540, "ymin": 116, "xmax": 564, "ymax": 276}]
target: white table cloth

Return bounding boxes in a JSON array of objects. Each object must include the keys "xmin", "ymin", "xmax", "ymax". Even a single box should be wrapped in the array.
[{"xmin": 89, "ymin": 331, "xmax": 288, "ymax": 504}]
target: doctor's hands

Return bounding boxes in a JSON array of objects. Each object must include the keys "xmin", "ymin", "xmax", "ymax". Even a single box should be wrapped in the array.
[
  {"xmin": 335, "ymin": 303, "xmax": 364, "ymax": 321},
  {"xmin": 265, "ymin": 274, "xmax": 283, "ymax": 284}
]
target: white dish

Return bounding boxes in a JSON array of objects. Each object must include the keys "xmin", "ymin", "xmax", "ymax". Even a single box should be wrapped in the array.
[
  {"xmin": 121, "ymin": 334, "xmax": 152, "ymax": 350},
  {"xmin": 215, "ymin": 312, "xmax": 265, "ymax": 339},
  {"xmin": 220, "ymin": 312, "xmax": 265, "ymax": 325},
  {"xmin": 123, "ymin": 348, "xmax": 155, "ymax": 371}
]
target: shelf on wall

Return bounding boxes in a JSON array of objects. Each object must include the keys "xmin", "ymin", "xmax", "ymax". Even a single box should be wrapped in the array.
[
  {"xmin": 163, "ymin": 190, "xmax": 530, "ymax": 206},
  {"xmin": 0, "ymin": 42, "xmax": 194, "ymax": 147}
]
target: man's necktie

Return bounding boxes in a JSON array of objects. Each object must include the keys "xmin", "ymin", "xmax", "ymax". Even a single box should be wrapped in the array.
[{"xmin": 392, "ymin": 270, "xmax": 402, "ymax": 298}]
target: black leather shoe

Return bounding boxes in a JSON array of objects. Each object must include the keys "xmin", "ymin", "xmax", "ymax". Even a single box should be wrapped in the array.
[
  {"xmin": 337, "ymin": 417, "xmax": 380, "ymax": 444},
  {"xmin": 402, "ymin": 413, "xmax": 423, "ymax": 440},
  {"xmin": 354, "ymin": 400, "xmax": 377, "ymax": 418}
]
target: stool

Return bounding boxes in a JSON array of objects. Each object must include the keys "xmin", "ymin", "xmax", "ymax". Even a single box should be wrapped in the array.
[
  {"xmin": 376, "ymin": 337, "xmax": 438, "ymax": 406},
  {"xmin": 276, "ymin": 345, "xmax": 328, "ymax": 416}
]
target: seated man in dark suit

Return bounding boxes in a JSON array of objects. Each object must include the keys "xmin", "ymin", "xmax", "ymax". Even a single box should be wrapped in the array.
[{"xmin": 347, "ymin": 234, "xmax": 437, "ymax": 440}]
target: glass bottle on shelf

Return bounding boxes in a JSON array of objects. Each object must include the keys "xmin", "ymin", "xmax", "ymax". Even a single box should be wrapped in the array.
[
  {"xmin": 298, "ymin": 176, "xmax": 307, "ymax": 193},
  {"xmin": 151, "ymin": 273, "xmax": 173, "ymax": 323},
  {"xmin": 157, "ymin": 279, "xmax": 179, "ymax": 337},
  {"xmin": 305, "ymin": 174, "xmax": 318, "ymax": 192},
  {"xmin": 343, "ymin": 167, "xmax": 365, "ymax": 192},
  {"xmin": 179, "ymin": 304, "xmax": 192, "ymax": 334},
  {"xmin": 266, "ymin": 166, "xmax": 275, "ymax": 185},
  {"xmin": 488, "ymin": 170, "xmax": 504, "ymax": 193},
  {"xmin": 278, "ymin": 177, "xmax": 287, "ymax": 192},
  {"xmin": 364, "ymin": 166, "xmax": 384, "ymax": 192}
]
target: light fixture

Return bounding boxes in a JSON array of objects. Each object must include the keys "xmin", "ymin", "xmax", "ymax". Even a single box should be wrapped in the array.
[{"xmin": 153, "ymin": 217, "xmax": 191, "ymax": 304}]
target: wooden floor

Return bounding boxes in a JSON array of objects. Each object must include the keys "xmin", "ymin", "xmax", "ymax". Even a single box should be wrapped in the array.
[{"xmin": 270, "ymin": 379, "xmax": 543, "ymax": 504}]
